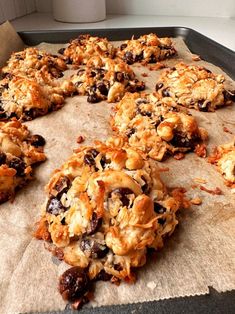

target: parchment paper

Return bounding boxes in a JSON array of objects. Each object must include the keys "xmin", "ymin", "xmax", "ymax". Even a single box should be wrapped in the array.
[{"xmin": 0, "ymin": 21, "xmax": 234, "ymax": 314}]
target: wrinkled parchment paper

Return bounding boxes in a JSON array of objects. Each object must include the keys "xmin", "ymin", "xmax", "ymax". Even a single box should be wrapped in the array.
[{"xmin": 0, "ymin": 21, "xmax": 234, "ymax": 314}]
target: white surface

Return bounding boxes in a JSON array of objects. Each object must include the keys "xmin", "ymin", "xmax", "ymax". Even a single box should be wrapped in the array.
[
  {"xmin": 36, "ymin": 0, "xmax": 235, "ymax": 18},
  {"xmin": 11, "ymin": 13, "xmax": 235, "ymax": 51},
  {"xmin": 53, "ymin": 0, "xmax": 106, "ymax": 23},
  {"xmin": 0, "ymin": 0, "xmax": 36, "ymax": 21}
]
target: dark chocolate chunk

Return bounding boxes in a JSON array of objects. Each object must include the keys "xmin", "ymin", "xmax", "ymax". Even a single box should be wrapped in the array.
[
  {"xmin": 162, "ymin": 88, "xmax": 170, "ymax": 97},
  {"xmin": 95, "ymin": 269, "xmax": 112, "ymax": 281},
  {"xmin": 84, "ymin": 149, "xmax": 99, "ymax": 166},
  {"xmin": 28, "ymin": 134, "xmax": 46, "ymax": 147},
  {"xmin": 87, "ymin": 212, "xmax": 102, "ymax": 235},
  {"xmin": 46, "ymin": 197, "xmax": 68, "ymax": 216},
  {"xmin": 198, "ymin": 100, "xmax": 209, "ymax": 112},
  {"xmin": 8, "ymin": 158, "xmax": 25, "ymax": 177},
  {"xmin": 149, "ymin": 54, "xmax": 157, "ymax": 63},
  {"xmin": 120, "ymin": 43, "xmax": 127, "ymax": 51},
  {"xmin": 126, "ymin": 128, "xmax": 136, "ymax": 138},
  {"xmin": 58, "ymin": 48, "xmax": 65, "ymax": 55},
  {"xmin": 223, "ymin": 90, "xmax": 235, "ymax": 102},
  {"xmin": 124, "ymin": 51, "xmax": 134, "ymax": 65},
  {"xmin": 170, "ymin": 132, "xmax": 197, "ymax": 148},
  {"xmin": 97, "ymin": 82, "xmax": 109, "ymax": 96},
  {"xmin": 59, "ymin": 267, "xmax": 90, "ymax": 302},
  {"xmin": 135, "ymin": 51, "xmax": 143, "ymax": 62},
  {"xmin": 114, "ymin": 72, "xmax": 124, "ymax": 82},
  {"xmin": 0, "ymin": 152, "xmax": 7, "ymax": 165},
  {"xmin": 158, "ymin": 218, "xmax": 166, "ymax": 225},
  {"xmin": 54, "ymin": 176, "xmax": 71, "ymax": 196},
  {"xmin": 87, "ymin": 94, "xmax": 100, "ymax": 103}
]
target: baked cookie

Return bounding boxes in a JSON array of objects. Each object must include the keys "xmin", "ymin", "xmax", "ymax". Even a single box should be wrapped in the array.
[
  {"xmin": 59, "ymin": 34, "xmax": 116, "ymax": 66},
  {"xmin": 116, "ymin": 33, "xmax": 176, "ymax": 65},
  {"xmin": 70, "ymin": 56, "xmax": 145, "ymax": 103},
  {"xmin": 0, "ymin": 74, "xmax": 74, "ymax": 121},
  {"xmin": 1, "ymin": 47, "xmax": 67, "ymax": 80},
  {"xmin": 0, "ymin": 119, "xmax": 46, "ymax": 203},
  {"xmin": 35, "ymin": 141, "xmax": 182, "ymax": 307},
  {"xmin": 111, "ymin": 92, "xmax": 207, "ymax": 161},
  {"xmin": 156, "ymin": 63, "xmax": 235, "ymax": 111},
  {"xmin": 208, "ymin": 140, "xmax": 235, "ymax": 187}
]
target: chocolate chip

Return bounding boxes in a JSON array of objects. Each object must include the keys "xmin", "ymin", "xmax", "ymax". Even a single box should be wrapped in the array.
[
  {"xmin": 58, "ymin": 48, "xmax": 65, "ymax": 55},
  {"xmin": 0, "ymin": 107, "xmax": 7, "ymax": 119},
  {"xmin": 154, "ymin": 203, "xmax": 166, "ymax": 214},
  {"xmin": 80, "ymin": 238, "xmax": 108, "ymax": 259},
  {"xmin": 135, "ymin": 52, "xmax": 143, "ymax": 62},
  {"xmin": 97, "ymin": 82, "xmax": 109, "ymax": 96},
  {"xmin": 54, "ymin": 176, "xmax": 71, "ymax": 196},
  {"xmin": 156, "ymin": 83, "xmax": 163, "ymax": 91},
  {"xmin": 37, "ymin": 55, "xmax": 43, "ymax": 60},
  {"xmin": 95, "ymin": 269, "xmax": 112, "ymax": 281},
  {"xmin": 87, "ymin": 94, "xmax": 100, "ymax": 103},
  {"xmin": 149, "ymin": 54, "xmax": 157, "ymax": 63},
  {"xmin": 65, "ymin": 58, "xmax": 72, "ymax": 65},
  {"xmin": 46, "ymin": 197, "xmax": 68, "ymax": 216},
  {"xmin": 87, "ymin": 212, "xmax": 102, "ymax": 235},
  {"xmin": 162, "ymin": 88, "xmax": 170, "ymax": 97},
  {"xmin": 28, "ymin": 134, "xmax": 46, "ymax": 147},
  {"xmin": 223, "ymin": 90, "xmax": 235, "ymax": 102},
  {"xmin": 9, "ymin": 158, "xmax": 25, "ymax": 177},
  {"xmin": 111, "ymin": 188, "xmax": 134, "ymax": 207},
  {"xmin": 170, "ymin": 132, "xmax": 197, "ymax": 148},
  {"xmin": 126, "ymin": 128, "xmax": 136, "ymax": 138},
  {"xmin": 124, "ymin": 51, "xmax": 134, "ymax": 65},
  {"xmin": 59, "ymin": 267, "xmax": 90, "ymax": 302},
  {"xmin": 84, "ymin": 149, "xmax": 99, "ymax": 166},
  {"xmin": 120, "ymin": 43, "xmax": 127, "ymax": 51},
  {"xmin": 89, "ymin": 71, "xmax": 96, "ymax": 78},
  {"xmin": 198, "ymin": 100, "xmax": 209, "ymax": 112},
  {"xmin": 158, "ymin": 218, "xmax": 166, "ymax": 225},
  {"xmin": 0, "ymin": 152, "xmax": 7, "ymax": 165},
  {"xmin": 61, "ymin": 217, "xmax": 66, "ymax": 225}
]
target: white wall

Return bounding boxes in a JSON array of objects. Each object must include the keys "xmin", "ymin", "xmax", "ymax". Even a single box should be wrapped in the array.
[
  {"xmin": 0, "ymin": 0, "xmax": 36, "ymax": 22},
  {"xmin": 36, "ymin": 0, "xmax": 235, "ymax": 17}
]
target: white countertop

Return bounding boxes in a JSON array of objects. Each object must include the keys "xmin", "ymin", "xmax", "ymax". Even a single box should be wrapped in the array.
[{"xmin": 11, "ymin": 13, "xmax": 235, "ymax": 51}]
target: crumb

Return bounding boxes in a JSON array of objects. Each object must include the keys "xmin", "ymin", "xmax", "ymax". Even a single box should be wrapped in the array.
[
  {"xmin": 191, "ymin": 184, "xmax": 199, "ymax": 189},
  {"xmin": 77, "ymin": 135, "xmax": 85, "ymax": 143},
  {"xmin": 191, "ymin": 197, "xmax": 202, "ymax": 205},
  {"xmin": 148, "ymin": 62, "xmax": 166, "ymax": 71},
  {"xmin": 158, "ymin": 167, "xmax": 170, "ymax": 172},
  {"xmin": 173, "ymin": 152, "xmax": 185, "ymax": 160},
  {"xmin": 171, "ymin": 187, "xmax": 191, "ymax": 209},
  {"xmin": 194, "ymin": 143, "xmax": 207, "ymax": 158},
  {"xmin": 223, "ymin": 126, "xmax": 233, "ymax": 134},
  {"xmin": 147, "ymin": 281, "xmax": 157, "ymax": 290},
  {"xmin": 199, "ymin": 185, "xmax": 223, "ymax": 195},
  {"xmin": 192, "ymin": 54, "xmax": 201, "ymax": 61},
  {"xmin": 141, "ymin": 72, "xmax": 148, "ymax": 77}
]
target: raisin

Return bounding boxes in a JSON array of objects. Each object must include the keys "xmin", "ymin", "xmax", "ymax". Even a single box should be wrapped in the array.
[
  {"xmin": 158, "ymin": 218, "xmax": 166, "ymax": 225},
  {"xmin": 89, "ymin": 71, "xmax": 96, "ymax": 78},
  {"xmin": 124, "ymin": 51, "xmax": 134, "ymax": 65},
  {"xmin": 65, "ymin": 58, "xmax": 72, "ymax": 65},
  {"xmin": 114, "ymin": 72, "xmax": 124, "ymax": 82},
  {"xmin": 135, "ymin": 52, "xmax": 143, "ymax": 62},
  {"xmin": 9, "ymin": 158, "xmax": 25, "ymax": 177},
  {"xmin": 58, "ymin": 48, "xmax": 65, "ymax": 55},
  {"xmin": 154, "ymin": 203, "xmax": 166, "ymax": 214},
  {"xmin": 97, "ymin": 82, "xmax": 108, "ymax": 96},
  {"xmin": 156, "ymin": 83, "xmax": 163, "ymax": 91},
  {"xmin": 87, "ymin": 212, "xmax": 102, "ymax": 235},
  {"xmin": 100, "ymin": 155, "xmax": 107, "ymax": 168},
  {"xmin": 46, "ymin": 197, "xmax": 68, "ymax": 215},
  {"xmin": 37, "ymin": 55, "xmax": 43, "ymax": 60},
  {"xmin": 80, "ymin": 238, "xmax": 108, "ymax": 259},
  {"xmin": 28, "ymin": 134, "xmax": 46, "ymax": 147},
  {"xmin": 0, "ymin": 152, "xmax": 7, "ymax": 165},
  {"xmin": 95, "ymin": 269, "xmax": 112, "ymax": 281},
  {"xmin": 120, "ymin": 43, "xmax": 127, "ymax": 51},
  {"xmin": 170, "ymin": 132, "xmax": 197, "ymax": 148},
  {"xmin": 111, "ymin": 188, "xmax": 134, "ymax": 207},
  {"xmin": 59, "ymin": 267, "xmax": 90, "ymax": 302}
]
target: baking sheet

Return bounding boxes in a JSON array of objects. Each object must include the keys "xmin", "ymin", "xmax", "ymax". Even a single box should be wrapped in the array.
[{"xmin": 0, "ymin": 21, "xmax": 234, "ymax": 314}]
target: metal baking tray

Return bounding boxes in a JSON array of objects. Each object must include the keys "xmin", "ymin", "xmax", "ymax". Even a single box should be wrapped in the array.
[{"xmin": 16, "ymin": 27, "xmax": 235, "ymax": 314}]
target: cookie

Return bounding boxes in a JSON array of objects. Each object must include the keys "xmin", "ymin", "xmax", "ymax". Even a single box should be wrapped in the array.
[
  {"xmin": 70, "ymin": 56, "xmax": 145, "ymax": 103},
  {"xmin": 35, "ymin": 141, "xmax": 182, "ymax": 306},
  {"xmin": 0, "ymin": 74, "xmax": 74, "ymax": 121},
  {"xmin": 156, "ymin": 63, "xmax": 235, "ymax": 111},
  {"xmin": 59, "ymin": 34, "xmax": 116, "ymax": 66},
  {"xmin": 111, "ymin": 92, "xmax": 207, "ymax": 161},
  {"xmin": 208, "ymin": 140, "xmax": 235, "ymax": 186},
  {"xmin": 1, "ymin": 47, "xmax": 67, "ymax": 80},
  {"xmin": 116, "ymin": 33, "xmax": 176, "ymax": 65},
  {"xmin": 0, "ymin": 119, "xmax": 46, "ymax": 203}
]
